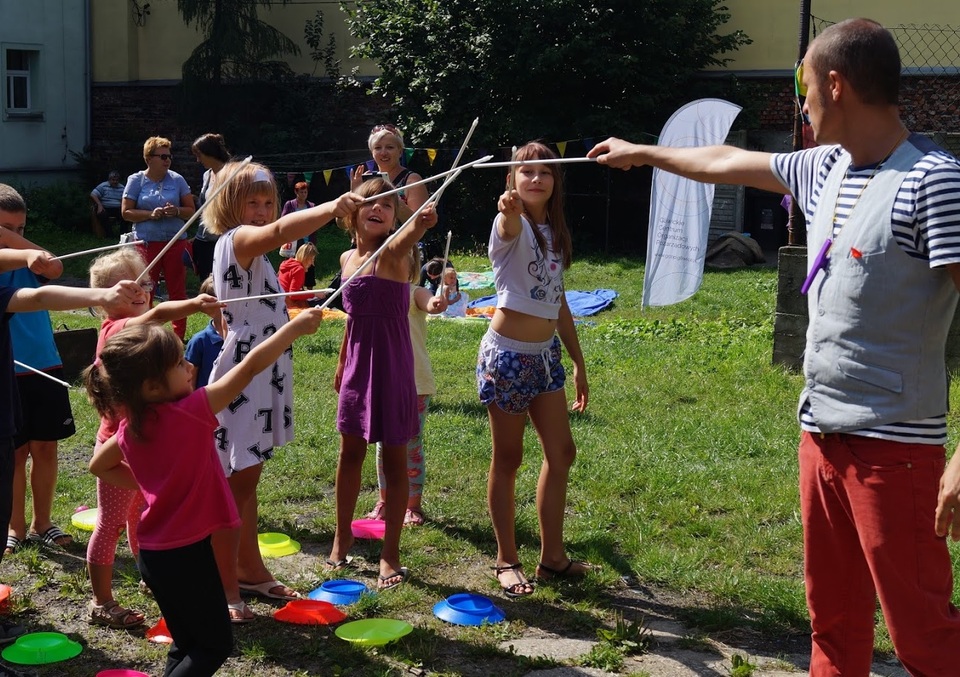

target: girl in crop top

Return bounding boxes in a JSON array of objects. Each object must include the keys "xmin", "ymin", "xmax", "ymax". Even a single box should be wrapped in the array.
[{"xmin": 476, "ymin": 141, "xmax": 592, "ymax": 599}]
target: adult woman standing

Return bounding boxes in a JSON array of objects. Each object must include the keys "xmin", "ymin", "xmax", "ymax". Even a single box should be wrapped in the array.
[
  {"xmin": 351, "ymin": 124, "xmax": 428, "ymax": 222},
  {"xmin": 280, "ymin": 182, "xmax": 317, "ymax": 288},
  {"xmin": 121, "ymin": 136, "xmax": 196, "ymax": 339},
  {"xmin": 191, "ymin": 133, "xmax": 232, "ymax": 282}
]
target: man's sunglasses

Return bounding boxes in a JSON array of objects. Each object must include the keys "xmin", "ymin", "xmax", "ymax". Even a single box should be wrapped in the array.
[
  {"xmin": 151, "ymin": 154, "xmax": 173, "ymax": 161},
  {"xmin": 795, "ymin": 60, "xmax": 810, "ymax": 125}
]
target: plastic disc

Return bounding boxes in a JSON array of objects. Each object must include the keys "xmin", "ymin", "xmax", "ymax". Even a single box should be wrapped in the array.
[
  {"xmin": 273, "ymin": 599, "xmax": 348, "ymax": 625},
  {"xmin": 433, "ymin": 592, "xmax": 505, "ymax": 626},
  {"xmin": 350, "ymin": 519, "xmax": 385, "ymax": 540},
  {"xmin": 308, "ymin": 579, "xmax": 368, "ymax": 606},
  {"xmin": 1, "ymin": 632, "xmax": 82, "ymax": 665},
  {"xmin": 146, "ymin": 617, "xmax": 173, "ymax": 644},
  {"xmin": 70, "ymin": 508, "xmax": 98, "ymax": 532},
  {"xmin": 257, "ymin": 532, "xmax": 301, "ymax": 558},
  {"xmin": 335, "ymin": 618, "xmax": 412, "ymax": 646}
]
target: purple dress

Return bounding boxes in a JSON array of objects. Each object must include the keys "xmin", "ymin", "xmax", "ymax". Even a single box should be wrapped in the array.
[{"xmin": 337, "ymin": 273, "xmax": 419, "ymax": 445}]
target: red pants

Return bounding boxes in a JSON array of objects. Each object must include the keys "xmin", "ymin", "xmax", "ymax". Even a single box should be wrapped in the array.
[
  {"xmin": 799, "ymin": 431, "xmax": 960, "ymax": 676},
  {"xmin": 140, "ymin": 239, "xmax": 188, "ymax": 339}
]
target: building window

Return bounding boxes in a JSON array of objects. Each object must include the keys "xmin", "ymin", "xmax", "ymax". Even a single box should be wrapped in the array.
[{"xmin": 4, "ymin": 48, "xmax": 40, "ymax": 116}]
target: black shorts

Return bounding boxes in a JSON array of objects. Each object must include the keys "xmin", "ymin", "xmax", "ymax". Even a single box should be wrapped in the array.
[{"xmin": 13, "ymin": 370, "xmax": 75, "ymax": 448}]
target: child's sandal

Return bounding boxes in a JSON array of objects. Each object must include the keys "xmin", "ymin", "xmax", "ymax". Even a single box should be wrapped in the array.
[
  {"xmin": 493, "ymin": 563, "xmax": 534, "ymax": 599},
  {"xmin": 88, "ymin": 600, "xmax": 145, "ymax": 629}
]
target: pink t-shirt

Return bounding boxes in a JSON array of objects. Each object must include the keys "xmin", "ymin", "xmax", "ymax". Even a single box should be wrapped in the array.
[
  {"xmin": 116, "ymin": 388, "xmax": 240, "ymax": 550},
  {"xmin": 95, "ymin": 316, "xmax": 131, "ymax": 443}
]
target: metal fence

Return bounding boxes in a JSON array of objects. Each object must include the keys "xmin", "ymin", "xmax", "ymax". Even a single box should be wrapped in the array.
[{"xmin": 812, "ymin": 16, "xmax": 960, "ymax": 154}]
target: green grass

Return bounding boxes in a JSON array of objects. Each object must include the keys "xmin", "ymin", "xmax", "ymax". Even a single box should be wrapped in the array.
[{"xmin": 9, "ymin": 225, "xmax": 955, "ymax": 673}]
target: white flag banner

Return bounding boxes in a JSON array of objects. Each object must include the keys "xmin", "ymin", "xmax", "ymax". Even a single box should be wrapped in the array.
[{"xmin": 643, "ymin": 98, "xmax": 742, "ymax": 307}]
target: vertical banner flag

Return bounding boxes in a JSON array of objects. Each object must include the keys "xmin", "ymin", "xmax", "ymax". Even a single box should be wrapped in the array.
[{"xmin": 643, "ymin": 99, "xmax": 742, "ymax": 307}]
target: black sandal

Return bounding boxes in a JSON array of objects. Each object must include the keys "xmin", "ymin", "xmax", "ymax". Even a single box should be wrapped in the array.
[
  {"xmin": 536, "ymin": 559, "xmax": 593, "ymax": 580},
  {"xmin": 493, "ymin": 563, "xmax": 534, "ymax": 598}
]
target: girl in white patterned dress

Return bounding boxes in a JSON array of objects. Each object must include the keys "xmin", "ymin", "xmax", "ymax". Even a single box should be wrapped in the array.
[{"xmin": 203, "ymin": 162, "xmax": 360, "ymax": 622}]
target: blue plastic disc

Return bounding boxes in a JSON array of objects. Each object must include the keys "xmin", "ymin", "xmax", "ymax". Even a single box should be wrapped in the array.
[
  {"xmin": 308, "ymin": 579, "xmax": 368, "ymax": 606},
  {"xmin": 432, "ymin": 592, "xmax": 505, "ymax": 626}
]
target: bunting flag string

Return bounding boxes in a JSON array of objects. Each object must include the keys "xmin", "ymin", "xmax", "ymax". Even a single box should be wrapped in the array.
[{"xmin": 266, "ymin": 135, "xmax": 656, "ymax": 188}]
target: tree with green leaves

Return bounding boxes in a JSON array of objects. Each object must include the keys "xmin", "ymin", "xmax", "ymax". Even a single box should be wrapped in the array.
[
  {"xmin": 343, "ymin": 0, "xmax": 750, "ymax": 146},
  {"xmin": 177, "ymin": 0, "xmax": 300, "ymax": 91}
]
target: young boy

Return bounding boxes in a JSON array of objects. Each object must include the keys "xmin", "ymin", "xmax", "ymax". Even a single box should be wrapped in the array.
[
  {"xmin": 0, "ymin": 233, "xmax": 143, "ymax": 642},
  {"xmin": 0, "ymin": 186, "xmax": 76, "ymax": 557},
  {"xmin": 184, "ymin": 275, "xmax": 225, "ymax": 388}
]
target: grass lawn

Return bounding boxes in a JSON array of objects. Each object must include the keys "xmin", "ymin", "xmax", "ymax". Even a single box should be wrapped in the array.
[{"xmin": 4, "ymin": 224, "xmax": 959, "ymax": 674}]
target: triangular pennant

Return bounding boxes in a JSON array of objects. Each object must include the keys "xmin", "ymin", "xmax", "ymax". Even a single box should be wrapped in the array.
[
  {"xmin": 346, "ymin": 165, "xmax": 355, "ymax": 179},
  {"xmin": 323, "ymin": 169, "xmax": 333, "ymax": 186},
  {"xmin": 303, "ymin": 171, "xmax": 314, "ymax": 184},
  {"xmin": 286, "ymin": 172, "xmax": 296, "ymax": 184},
  {"xmin": 426, "ymin": 148, "xmax": 437, "ymax": 166},
  {"xmin": 582, "ymin": 138, "xmax": 594, "ymax": 152},
  {"xmin": 366, "ymin": 160, "xmax": 376, "ymax": 171},
  {"xmin": 557, "ymin": 141, "xmax": 567, "ymax": 158},
  {"xmin": 404, "ymin": 148, "xmax": 415, "ymax": 164}
]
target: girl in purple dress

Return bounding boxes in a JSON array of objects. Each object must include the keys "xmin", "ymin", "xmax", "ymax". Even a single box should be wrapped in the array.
[{"xmin": 327, "ymin": 178, "xmax": 437, "ymax": 591}]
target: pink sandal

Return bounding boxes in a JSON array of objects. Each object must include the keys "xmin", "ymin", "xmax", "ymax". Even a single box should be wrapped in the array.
[{"xmin": 365, "ymin": 500, "xmax": 386, "ymax": 521}]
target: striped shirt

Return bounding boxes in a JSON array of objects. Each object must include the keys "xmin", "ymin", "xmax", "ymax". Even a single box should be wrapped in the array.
[{"xmin": 772, "ymin": 136, "xmax": 960, "ymax": 444}]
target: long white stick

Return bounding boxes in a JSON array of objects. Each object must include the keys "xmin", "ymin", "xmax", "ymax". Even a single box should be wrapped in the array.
[
  {"xmin": 137, "ymin": 155, "xmax": 253, "ymax": 283},
  {"xmin": 53, "ymin": 241, "xmax": 137, "ymax": 262},
  {"xmin": 473, "ymin": 157, "xmax": 598, "ymax": 168},
  {"xmin": 221, "ymin": 289, "xmax": 326, "ymax": 305},
  {"xmin": 361, "ymin": 154, "xmax": 493, "ymax": 203},
  {"xmin": 435, "ymin": 230, "xmax": 453, "ymax": 298},
  {"xmin": 318, "ymin": 166, "xmax": 466, "ymax": 312},
  {"xmin": 449, "ymin": 117, "xmax": 479, "ymax": 172},
  {"xmin": 14, "ymin": 361, "xmax": 70, "ymax": 388}
]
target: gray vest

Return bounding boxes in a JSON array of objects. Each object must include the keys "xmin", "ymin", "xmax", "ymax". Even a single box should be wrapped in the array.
[{"xmin": 801, "ymin": 138, "xmax": 958, "ymax": 432}]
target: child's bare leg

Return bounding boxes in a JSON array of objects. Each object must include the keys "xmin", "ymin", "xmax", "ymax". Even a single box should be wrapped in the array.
[
  {"xmin": 529, "ymin": 391, "xmax": 589, "ymax": 575},
  {"xmin": 228, "ymin": 463, "xmax": 294, "ymax": 596},
  {"xmin": 379, "ymin": 443, "xmax": 408, "ymax": 581},
  {"xmin": 27, "ymin": 440, "xmax": 60, "ymax": 536},
  {"xmin": 487, "ymin": 405, "xmax": 527, "ymax": 567},
  {"xmin": 6, "ymin": 445, "xmax": 28, "ymax": 544},
  {"xmin": 486, "ymin": 405, "xmax": 535, "ymax": 594},
  {"xmin": 329, "ymin": 435, "xmax": 365, "ymax": 563},
  {"xmin": 211, "ymin": 526, "xmax": 241, "ymax": 603}
]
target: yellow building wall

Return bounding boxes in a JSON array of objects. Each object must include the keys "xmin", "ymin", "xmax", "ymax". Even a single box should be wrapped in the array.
[
  {"xmin": 92, "ymin": 0, "xmax": 960, "ymax": 83},
  {"xmin": 720, "ymin": 0, "xmax": 960, "ymax": 71},
  {"xmin": 91, "ymin": 0, "xmax": 374, "ymax": 83}
]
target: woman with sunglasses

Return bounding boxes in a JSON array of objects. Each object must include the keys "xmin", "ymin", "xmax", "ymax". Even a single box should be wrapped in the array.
[
  {"xmin": 122, "ymin": 136, "xmax": 196, "ymax": 340},
  {"xmin": 351, "ymin": 124, "xmax": 428, "ymax": 222}
]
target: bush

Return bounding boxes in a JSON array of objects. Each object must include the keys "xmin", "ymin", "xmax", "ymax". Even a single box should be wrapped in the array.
[{"xmin": 18, "ymin": 181, "xmax": 92, "ymax": 235}]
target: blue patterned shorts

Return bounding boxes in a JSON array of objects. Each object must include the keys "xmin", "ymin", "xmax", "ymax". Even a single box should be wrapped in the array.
[{"xmin": 476, "ymin": 329, "xmax": 565, "ymax": 415}]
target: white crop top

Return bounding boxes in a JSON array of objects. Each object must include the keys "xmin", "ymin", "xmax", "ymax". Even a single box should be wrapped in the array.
[{"xmin": 488, "ymin": 214, "xmax": 564, "ymax": 319}]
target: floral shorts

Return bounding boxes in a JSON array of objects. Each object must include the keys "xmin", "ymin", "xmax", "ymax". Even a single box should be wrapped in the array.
[{"xmin": 476, "ymin": 328, "xmax": 565, "ymax": 415}]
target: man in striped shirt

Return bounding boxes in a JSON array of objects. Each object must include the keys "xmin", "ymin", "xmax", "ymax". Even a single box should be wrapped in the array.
[{"xmin": 589, "ymin": 17, "xmax": 960, "ymax": 677}]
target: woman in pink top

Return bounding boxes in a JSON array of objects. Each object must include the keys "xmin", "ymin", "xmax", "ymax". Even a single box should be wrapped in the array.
[{"xmin": 86, "ymin": 309, "xmax": 325, "ymax": 677}]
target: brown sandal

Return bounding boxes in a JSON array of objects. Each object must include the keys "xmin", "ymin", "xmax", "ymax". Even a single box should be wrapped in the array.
[{"xmin": 88, "ymin": 600, "xmax": 145, "ymax": 629}]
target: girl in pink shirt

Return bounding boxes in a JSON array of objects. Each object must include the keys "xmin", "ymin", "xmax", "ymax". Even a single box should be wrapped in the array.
[
  {"xmin": 86, "ymin": 247, "xmax": 219, "ymax": 630},
  {"xmin": 86, "ymin": 308, "xmax": 325, "ymax": 677}
]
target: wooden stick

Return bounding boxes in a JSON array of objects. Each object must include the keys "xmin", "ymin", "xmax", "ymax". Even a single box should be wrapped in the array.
[
  {"xmin": 361, "ymin": 154, "xmax": 493, "ymax": 203},
  {"xmin": 435, "ymin": 230, "xmax": 453, "ymax": 298},
  {"xmin": 14, "ymin": 361, "xmax": 70, "ymax": 388},
  {"xmin": 473, "ymin": 156, "xmax": 599, "ymax": 168},
  {"xmin": 52, "ymin": 241, "xmax": 138, "ymax": 261},
  {"xmin": 137, "ymin": 155, "xmax": 253, "ymax": 283}
]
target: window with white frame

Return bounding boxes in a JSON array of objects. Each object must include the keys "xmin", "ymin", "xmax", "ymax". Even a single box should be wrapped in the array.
[{"xmin": 4, "ymin": 48, "xmax": 40, "ymax": 115}]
